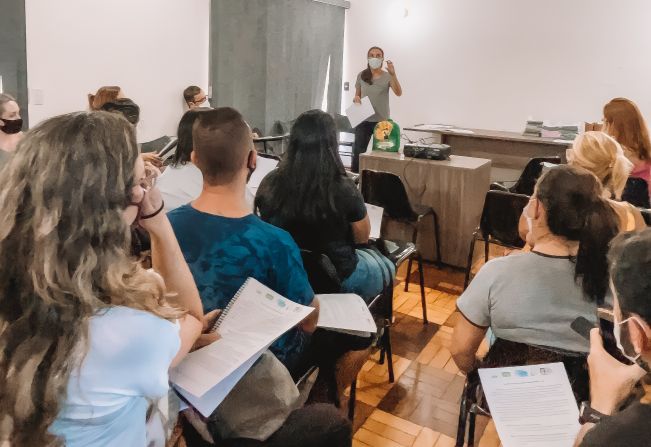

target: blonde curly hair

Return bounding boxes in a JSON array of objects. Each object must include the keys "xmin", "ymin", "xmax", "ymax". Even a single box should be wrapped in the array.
[{"xmin": 0, "ymin": 111, "xmax": 182, "ymax": 445}]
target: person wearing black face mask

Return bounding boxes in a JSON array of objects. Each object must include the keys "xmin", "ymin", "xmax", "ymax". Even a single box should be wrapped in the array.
[
  {"xmin": 0, "ymin": 93, "xmax": 24, "ymax": 171},
  {"xmin": 575, "ymin": 228, "xmax": 651, "ymax": 447}
]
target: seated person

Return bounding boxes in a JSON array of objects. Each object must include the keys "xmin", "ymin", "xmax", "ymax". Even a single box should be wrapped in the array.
[
  {"xmin": 0, "ymin": 93, "xmax": 24, "ymax": 171},
  {"xmin": 603, "ymin": 97, "xmax": 651, "ymax": 202},
  {"xmin": 183, "ymin": 85, "xmax": 211, "ymax": 109},
  {"xmin": 575, "ymin": 228, "xmax": 651, "ymax": 446},
  {"xmin": 168, "ymin": 107, "xmax": 319, "ymax": 376},
  {"xmin": 255, "ymin": 109, "xmax": 395, "ymax": 303},
  {"xmin": 451, "ymin": 165, "xmax": 620, "ymax": 372},
  {"xmin": 0, "ymin": 111, "xmax": 207, "ymax": 446},
  {"xmin": 157, "ymin": 108, "xmax": 207, "ymax": 211},
  {"xmin": 567, "ymin": 131, "xmax": 645, "ymax": 231},
  {"xmin": 88, "ymin": 85, "xmax": 123, "ymax": 111}
]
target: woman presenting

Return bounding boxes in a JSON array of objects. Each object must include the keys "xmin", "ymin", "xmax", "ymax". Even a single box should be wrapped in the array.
[{"xmin": 351, "ymin": 46, "xmax": 402, "ymax": 172}]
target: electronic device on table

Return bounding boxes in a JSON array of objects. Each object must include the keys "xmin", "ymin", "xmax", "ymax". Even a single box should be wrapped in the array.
[{"xmin": 403, "ymin": 143, "xmax": 451, "ymax": 160}]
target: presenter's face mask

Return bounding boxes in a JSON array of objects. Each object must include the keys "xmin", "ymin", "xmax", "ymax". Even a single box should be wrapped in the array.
[
  {"xmin": 368, "ymin": 58, "xmax": 383, "ymax": 70},
  {"xmin": 0, "ymin": 118, "xmax": 23, "ymax": 134}
]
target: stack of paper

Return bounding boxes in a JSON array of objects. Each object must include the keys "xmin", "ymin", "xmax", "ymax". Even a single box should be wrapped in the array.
[
  {"xmin": 316, "ymin": 293, "xmax": 377, "ymax": 337},
  {"xmin": 479, "ymin": 362, "xmax": 580, "ymax": 447},
  {"xmin": 170, "ymin": 278, "xmax": 314, "ymax": 416}
]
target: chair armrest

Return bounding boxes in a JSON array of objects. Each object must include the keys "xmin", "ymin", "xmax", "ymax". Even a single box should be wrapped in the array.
[{"xmin": 489, "ymin": 182, "xmax": 511, "ymax": 192}]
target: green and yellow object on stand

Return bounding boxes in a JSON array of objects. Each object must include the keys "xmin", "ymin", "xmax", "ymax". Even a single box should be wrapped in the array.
[{"xmin": 372, "ymin": 119, "xmax": 400, "ymax": 152}]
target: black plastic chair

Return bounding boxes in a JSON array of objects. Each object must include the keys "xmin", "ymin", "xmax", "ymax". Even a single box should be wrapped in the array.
[
  {"xmin": 455, "ymin": 338, "xmax": 589, "ymax": 447},
  {"xmin": 333, "ymin": 113, "xmax": 355, "ymax": 161},
  {"xmin": 257, "ymin": 152, "xmax": 282, "ymax": 162},
  {"xmin": 141, "ymin": 135, "xmax": 173, "ymax": 153},
  {"xmin": 640, "ymin": 207, "xmax": 651, "ymax": 226},
  {"xmin": 299, "ymin": 249, "xmax": 394, "ymax": 421},
  {"xmin": 490, "ymin": 156, "xmax": 561, "ymax": 196},
  {"xmin": 464, "ymin": 190, "xmax": 529, "ymax": 289},
  {"xmin": 622, "ymin": 177, "xmax": 651, "ymax": 208},
  {"xmin": 361, "ymin": 169, "xmax": 441, "ymax": 317}
]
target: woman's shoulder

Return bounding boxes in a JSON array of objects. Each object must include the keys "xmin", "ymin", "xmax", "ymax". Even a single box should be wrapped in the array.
[{"xmin": 91, "ymin": 306, "xmax": 178, "ymax": 335}]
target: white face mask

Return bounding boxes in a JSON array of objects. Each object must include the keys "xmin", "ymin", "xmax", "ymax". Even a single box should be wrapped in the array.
[
  {"xmin": 368, "ymin": 57, "xmax": 383, "ymax": 70},
  {"xmin": 614, "ymin": 316, "xmax": 642, "ymax": 363},
  {"xmin": 523, "ymin": 198, "xmax": 536, "ymax": 234}
]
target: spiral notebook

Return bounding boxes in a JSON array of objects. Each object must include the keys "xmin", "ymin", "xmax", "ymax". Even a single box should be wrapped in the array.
[{"xmin": 170, "ymin": 278, "xmax": 314, "ymax": 415}]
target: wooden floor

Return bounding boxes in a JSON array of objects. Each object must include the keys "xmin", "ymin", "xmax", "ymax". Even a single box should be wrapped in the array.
[{"xmin": 350, "ymin": 262, "xmax": 502, "ymax": 447}]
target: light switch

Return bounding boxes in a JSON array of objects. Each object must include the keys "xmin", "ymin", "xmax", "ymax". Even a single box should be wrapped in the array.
[
  {"xmin": 344, "ymin": 82, "xmax": 350, "ymax": 92},
  {"xmin": 32, "ymin": 89, "xmax": 44, "ymax": 105}
]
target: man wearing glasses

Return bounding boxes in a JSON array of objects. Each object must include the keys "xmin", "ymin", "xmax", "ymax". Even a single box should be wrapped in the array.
[{"xmin": 183, "ymin": 85, "xmax": 211, "ymax": 109}]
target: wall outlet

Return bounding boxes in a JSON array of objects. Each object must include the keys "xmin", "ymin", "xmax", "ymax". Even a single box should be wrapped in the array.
[{"xmin": 344, "ymin": 81, "xmax": 349, "ymax": 91}]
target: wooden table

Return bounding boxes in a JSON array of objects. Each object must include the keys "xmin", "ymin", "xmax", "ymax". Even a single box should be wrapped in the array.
[
  {"xmin": 403, "ymin": 125, "xmax": 571, "ymax": 170},
  {"xmin": 360, "ymin": 151, "xmax": 491, "ymax": 268}
]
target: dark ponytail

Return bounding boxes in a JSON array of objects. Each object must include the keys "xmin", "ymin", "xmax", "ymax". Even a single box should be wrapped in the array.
[
  {"xmin": 536, "ymin": 165, "xmax": 619, "ymax": 304},
  {"xmin": 360, "ymin": 46, "xmax": 384, "ymax": 85}
]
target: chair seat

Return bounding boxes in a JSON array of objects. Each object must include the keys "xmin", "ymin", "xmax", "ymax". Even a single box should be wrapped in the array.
[{"xmin": 380, "ymin": 240, "xmax": 417, "ymax": 266}]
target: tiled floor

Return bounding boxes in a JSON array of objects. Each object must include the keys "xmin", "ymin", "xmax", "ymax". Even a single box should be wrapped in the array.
[{"xmin": 350, "ymin": 262, "xmax": 502, "ymax": 447}]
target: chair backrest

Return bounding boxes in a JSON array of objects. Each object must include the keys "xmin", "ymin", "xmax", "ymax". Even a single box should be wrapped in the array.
[
  {"xmin": 511, "ymin": 156, "xmax": 562, "ymax": 195},
  {"xmin": 361, "ymin": 170, "xmax": 416, "ymax": 221},
  {"xmin": 141, "ymin": 135, "xmax": 172, "ymax": 154},
  {"xmin": 482, "ymin": 338, "xmax": 589, "ymax": 403},
  {"xmin": 300, "ymin": 250, "xmax": 342, "ymax": 294},
  {"xmin": 480, "ymin": 190, "xmax": 529, "ymax": 248},
  {"xmin": 622, "ymin": 177, "xmax": 651, "ymax": 208},
  {"xmin": 257, "ymin": 152, "xmax": 282, "ymax": 162},
  {"xmin": 332, "ymin": 113, "xmax": 354, "ymax": 133},
  {"xmin": 640, "ymin": 207, "xmax": 651, "ymax": 226}
]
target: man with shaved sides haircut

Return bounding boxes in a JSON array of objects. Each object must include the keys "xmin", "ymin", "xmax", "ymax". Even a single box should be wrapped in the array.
[{"xmin": 168, "ymin": 107, "xmax": 320, "ymax": 375}]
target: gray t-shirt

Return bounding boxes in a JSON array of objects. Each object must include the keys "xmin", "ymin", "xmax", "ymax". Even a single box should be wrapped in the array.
[
  {"xmin": 355, "ymin": 71, "xmax": 391, "ymax": 122},
  {"xmin": 457, "ymin": 252, "xmax": 598, "ymax": 353}
]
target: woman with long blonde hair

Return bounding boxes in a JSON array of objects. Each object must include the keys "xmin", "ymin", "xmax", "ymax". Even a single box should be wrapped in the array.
[
  {"xmin": 567, "ymin": 131, "xmax": 645, "ymax": 231},
  {"xmin": 0, "ymin": 111, "xmax": 209, "ymax": 446},
  {"xmin": 603, "ymin": 97, "xmax": 651, "ymax": 201}
]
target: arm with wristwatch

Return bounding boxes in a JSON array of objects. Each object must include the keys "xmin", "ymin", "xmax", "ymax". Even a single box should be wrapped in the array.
[{"xmin": 573, "ymin": 328, "xmax": 647, "ymax": 446}]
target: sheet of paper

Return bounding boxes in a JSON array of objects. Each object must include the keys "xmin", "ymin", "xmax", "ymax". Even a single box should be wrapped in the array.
[
  {"xmin": 479, "ymin": 362, "xmax": 580, "ymax": 447},
  {"xmin": 365, "ymin": 203, "xmax": 384, "ymax": 239},
  {"xmin": 346, "ymin": 97, "xmax": 375, "ymax": 128},
  {"xmin": 248, "ymin": 156, "xmax": 279, "ymax": 190},
  {"xmin": 174, "ymin": 345, "xmax": 269, "ymax": 417},
  {"xmin": 170, "ymin": 278, "xmax": 314, "ymax": 397},
  {"xmin": 449, "ymin": 128, "xmax": 475, "ymax": 134},
  {"xmin": 316, "ymin": 294, "xmax": 377, "ymax": 335}
]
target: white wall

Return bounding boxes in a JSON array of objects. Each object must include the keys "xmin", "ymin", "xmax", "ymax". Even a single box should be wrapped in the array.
[
  {"xmin": 344, "ymin": 0, "xmax": 651, "ymax": 132},
  {"xmin": 25, "ymin": 0, "xmax": 210, "ymax": 142}
]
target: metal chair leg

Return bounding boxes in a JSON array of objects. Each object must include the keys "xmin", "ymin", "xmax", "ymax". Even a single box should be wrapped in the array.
[
  {"xmin": 404, "ymin": 257, "xmax": 413, "ymax": 292},
  {"xmin": 467, "ymin": 407, "xmax": 477, "ymax": 446},
  {"xmin": 348, "ymin": 378, "xmax": 357, "ymax": 421},
  {"xmin": 432, "ymin": 212, "xmax": 443, "ymax": 268},
  {"xmin": 383, "ymin": 320, "xmax": 395, "ymax": 383},
  {"xmin": 464, "ymin": 233, "xmax": 479, "ymax": 289},
  {"xmin": 418, "ymin": 254, "xmax": 428, "ymax": 324},
  {"xmin": 455, "ymin": 382, "xmax": 470, "ymax": 447},
  {"xmin": 484, "ymin": 238, "xmax": 490, "ymax": 263}
]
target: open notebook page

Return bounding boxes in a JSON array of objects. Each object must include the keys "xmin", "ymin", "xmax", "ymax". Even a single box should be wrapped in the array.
[{"xmin": 170, "ymin": 278, "xmax": 314, "ymax": 398}]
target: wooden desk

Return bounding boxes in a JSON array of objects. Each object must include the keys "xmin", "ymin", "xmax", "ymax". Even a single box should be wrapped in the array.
[
  {"xmin": 404, "ymin": 126, "xmax": 571, "ymax": 170},
  {"xmin": 360, "ymin": 151, "xmax": 491, "ymax": 268}
]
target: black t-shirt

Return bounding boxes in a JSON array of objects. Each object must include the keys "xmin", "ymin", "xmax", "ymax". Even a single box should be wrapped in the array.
[
  {"xmin": 256, "ymin": 172, "xmax": 367, "ymax": 280},
  {"xmin": 580, "ymin": 401, "xmax": 651, "ymax": 447}
]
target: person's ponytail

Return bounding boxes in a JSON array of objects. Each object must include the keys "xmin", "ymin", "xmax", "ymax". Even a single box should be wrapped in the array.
[
  {"xmin": 536, "ymin": 165, "xmax": 620, "ymax": 304},
  {"xmin": 361, "ymin": 65, "xmax": 373, "ymax": 85},
  {"xmin": 575, "ymin": 199, "xmax": 619, "ymax": 304},
  {"xmin": 609, "ymin": 152, "xmax": 634, "ymax": 200}
]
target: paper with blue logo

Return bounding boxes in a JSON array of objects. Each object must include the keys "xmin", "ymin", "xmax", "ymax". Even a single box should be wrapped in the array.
[
  {"xmin": 478, "ymin": 362, "xmax": 580, "ymax": 447},
  {"xmin": 170, "ymin": 278, "xmax": 314, "ymax": 415}
]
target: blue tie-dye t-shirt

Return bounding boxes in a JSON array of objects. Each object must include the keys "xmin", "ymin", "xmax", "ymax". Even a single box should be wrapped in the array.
[{"xmin": 168, "ymin": 205, "xmax": 314, "ymax": 366}]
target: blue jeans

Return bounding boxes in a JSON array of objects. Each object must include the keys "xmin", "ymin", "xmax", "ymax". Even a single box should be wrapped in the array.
[{"xmin": 341, "ymin": 248, "xmax": 395, "ymax": 303}]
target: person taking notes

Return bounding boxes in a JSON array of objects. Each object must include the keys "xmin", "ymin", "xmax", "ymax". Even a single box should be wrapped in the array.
[{"xmin": 351, "ymin": 46, "xmax": 403, "ymax": 172}]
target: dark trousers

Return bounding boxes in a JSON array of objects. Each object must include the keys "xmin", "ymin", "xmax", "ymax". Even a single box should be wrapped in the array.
[
  {"xmin": 221, "ymin": 404, "xmax": 352, "ymax": 447},
  {"xmin": 351, "ymin": 120, "xmax": 376, "ymax": 173}
]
